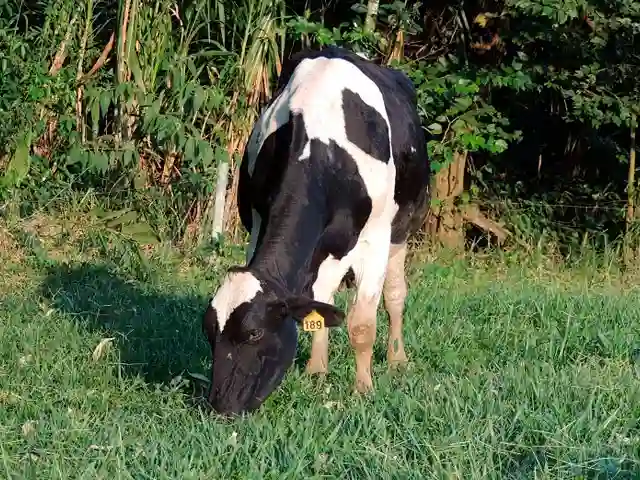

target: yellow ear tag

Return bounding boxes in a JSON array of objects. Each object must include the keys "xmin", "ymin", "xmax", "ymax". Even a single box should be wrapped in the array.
[{"xmin": 302, "ymin": 310, "xmax": 325, "ymax": 332}]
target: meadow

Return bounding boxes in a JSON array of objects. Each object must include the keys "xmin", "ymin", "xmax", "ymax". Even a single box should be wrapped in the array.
[{"xmin": 1, "ymin": 214, "xmax": 639, "ymax": 479}]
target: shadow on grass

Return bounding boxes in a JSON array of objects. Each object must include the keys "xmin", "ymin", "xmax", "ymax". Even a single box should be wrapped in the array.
[
  {"xmin": 505, "ymin": 446, "xmax": 640, "ymax": 479},
  {"xmin": 39, "ymin": 262, "xmax": 211, "ymax": 385}
]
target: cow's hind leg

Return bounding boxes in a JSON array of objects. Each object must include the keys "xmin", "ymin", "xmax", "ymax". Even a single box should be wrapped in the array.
[
  {"xmin": 384, "ymin": 243, "xmax": 408, "ymax": 369},
  {"xmin": 348, "ymin": 229, "xmax": 392, "ymax": 393}
]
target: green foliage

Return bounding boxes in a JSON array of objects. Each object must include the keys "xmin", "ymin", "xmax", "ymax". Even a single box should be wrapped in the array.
[
  {"xmin": 501, "ymin": 0, "xmax": 640, "ymax": 129},
  {"xmin": 1, "ymin": 0, "xmax": 639, "ymax": 250},
  {"xmin": 404, "ymin": 59, "xmax": 524, "ymax": 174}
]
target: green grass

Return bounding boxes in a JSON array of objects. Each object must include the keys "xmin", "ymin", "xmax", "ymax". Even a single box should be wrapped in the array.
[{"xmin": 1, "ymin": 219, "xmax": 640, "ymax": 479}]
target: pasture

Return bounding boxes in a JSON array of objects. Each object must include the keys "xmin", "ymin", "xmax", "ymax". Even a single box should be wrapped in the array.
[{"xmin": 1, "ymin": 218, "xmax": 639, "ymax": 479}]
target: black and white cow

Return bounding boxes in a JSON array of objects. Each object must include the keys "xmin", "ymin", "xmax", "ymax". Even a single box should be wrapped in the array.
[{"xmin": 202, "ymin": 46, "xmax": 430, "ymax": 415}]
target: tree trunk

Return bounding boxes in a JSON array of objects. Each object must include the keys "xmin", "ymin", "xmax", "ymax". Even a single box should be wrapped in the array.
[{"xmin": 426, "ymin": 151, "xmax": 467, "ymax": 250}]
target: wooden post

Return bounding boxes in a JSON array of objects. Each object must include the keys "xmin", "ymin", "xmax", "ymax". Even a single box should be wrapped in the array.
[
  {"xmin": 624, "ymin": 114, "xmax": 637, "ymax": 265},
  {"xmin": 212, "ymin": 161, "xmax": 230, "ymax": 242},
  {"xmin": 626, "ymin": 115, "xmax": 637, "ymax": 230}
]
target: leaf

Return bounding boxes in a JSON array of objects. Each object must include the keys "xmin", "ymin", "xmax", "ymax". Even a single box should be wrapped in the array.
[
  {"xmin": 91, "ymin": 98, "xmax": 100, "ymax": 130},
  {"xmin": 4, "ymin": 134, "xmax": 31, "ymax": 186},
  {"xmin": 120, "ymin": 222, "xmax": 159, "ymax": 244},
  {"xmin": 90, "ymin": 151, "xmax": 109, "ymax": 174},
  {"xmin": 123, "ymin": 149, "xmax": 134, "ymax": 166},
  {"xmin": 454, "ymin": 96, "xmax": 473, "ymax": 111},
  {"xmin": 495, "ymin": 139, "xmax": 509, "ymax": 152},
  {"xmin": 187, "ymin": 371, "xmax": 211, "ymax": 385},
  {"xmin": 214, "ymin": 146, "xmax": 229, "ymax": 166},
  {"xmin": 427, "ymin": 123, "xmax": 443, "ymax": 135},
  {"xmin": 199, "ymin": 141, "xmax": 214, "ymax": 167},
  {"xmin": 92, "ymin": 338, "xmax": 115, "ymax": 362},
  {"xmin": 106, "ymin": 210, "xmax": 138, "ymax": 228},
  {"xmin": 185, "ymin": 137, "xmax": 197, "ymax": 163},
  {"xmin": 192, "ymin": 86, "xmax": 206, "ymax": 114},
  {"xmin": 128, "ymin": 50, "xmax": 146, "ymax": 92},
  {"xmin": 100, "ymin": 90, "xmax": 111, "ymax": 117},
  {"xmin": 97, "ymin": 208, "xmax": 131, "ymax": 222}
]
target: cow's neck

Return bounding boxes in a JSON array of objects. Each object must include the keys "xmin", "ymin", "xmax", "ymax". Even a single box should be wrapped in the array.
[{"xmin": 249, "ymin": 183, "xmax": 327, "ymax": 297}]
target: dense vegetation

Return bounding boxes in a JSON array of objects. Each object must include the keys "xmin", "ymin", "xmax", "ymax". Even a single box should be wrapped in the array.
[{"xmin": 1, "ymin": 0, "xmax": 638, "ymax": 256}]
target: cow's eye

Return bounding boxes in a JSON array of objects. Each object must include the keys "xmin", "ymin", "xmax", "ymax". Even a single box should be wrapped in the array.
[{"xmin": 247, "ymin": 329, "xmax": 264, "ymax": 343}]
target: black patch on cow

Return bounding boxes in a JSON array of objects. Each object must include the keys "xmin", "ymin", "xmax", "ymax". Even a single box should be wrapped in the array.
[
  {"xmin": 300, "ymin": 139, "xmax": 372, "ymax": 296},
  {"xmin": 238, "ymin": 112, "xmax": 309, "ymax": 259},
  {"xmin": 315, "ymin": 138, "xmax": 372, "ymax": 261},
  {"xmin": 341, "ymin": 88, "xmax": 390, "ymax": 163},
  {"xmin": 341, "ymin": 267, "xmax": 356, "ymax": 290},
  {"xmin": 202, "ymin": 304, "xmax": 219, "ymax": 345}
]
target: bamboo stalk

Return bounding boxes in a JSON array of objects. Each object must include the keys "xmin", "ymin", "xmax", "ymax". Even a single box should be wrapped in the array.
[
  {"xmin": 76, "ymin": 0, "xmax": 94, "ymax": 141},
  {"xmin": 49, "ymin": 14, "xmax": 78, "ymax": 76}
]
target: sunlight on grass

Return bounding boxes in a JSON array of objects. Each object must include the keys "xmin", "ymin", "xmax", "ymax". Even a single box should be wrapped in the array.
[{"xmin": 1, "ymin": 222, "xmax": 640, "ymax": 478}]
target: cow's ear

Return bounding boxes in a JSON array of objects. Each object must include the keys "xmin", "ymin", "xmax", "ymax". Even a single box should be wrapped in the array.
[
  {"xmin": 264, "ymin": 297, "xmax": 346, "ymax": 329},
  {"xmin": 285, "ymin": 297, "xmax": 346, "ymax": 328}
]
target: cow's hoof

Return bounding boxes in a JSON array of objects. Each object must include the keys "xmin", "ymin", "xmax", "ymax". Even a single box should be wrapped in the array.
[
  {"xmin": 388, "ymin": 354, "xmax": 409, "ymax": 371},
  {"xmin": 354, "ymin": 377, "xmax": 373, "ymax": 394},
  {"xmin": 305, "ymin": 360, "xmax": 328, "ymax": 376}
]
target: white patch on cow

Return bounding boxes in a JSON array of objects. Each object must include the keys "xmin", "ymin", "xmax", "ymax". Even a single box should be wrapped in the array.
[
  {"xmin": 313, "ymin": 254, "xmax": 348, "ymax": 303},
  {"xmin": 299, "ymin": 141, "xmax": 311, "ymax": 161},
  {"xmin": 246, "ymin": 208, "xmax": 262, "ymax": 263},
  {"xmin": 311, "ymin": 195, "xmax": 398, "ymax": 304},
  {"xmin": 410, "ymin": 146, "xmax": 416, "ymax": 153},
  {"xmin": 210, "ymin": 272, "xmax": 262, "ymax": 332}
]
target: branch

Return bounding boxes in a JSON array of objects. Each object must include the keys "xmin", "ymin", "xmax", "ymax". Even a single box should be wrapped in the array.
[
  {"xmin": 462, "ymin": 203, "xmax": 510, "ymax": 244},
  {"xmin": 80, "ymin": 32, "xmax": 116, "ymax": 83}
]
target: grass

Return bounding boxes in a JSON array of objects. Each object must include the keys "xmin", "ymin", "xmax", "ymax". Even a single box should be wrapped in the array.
[{"xmin": 1, "ymin": 216, "xmax": 640, "ymax": 479}]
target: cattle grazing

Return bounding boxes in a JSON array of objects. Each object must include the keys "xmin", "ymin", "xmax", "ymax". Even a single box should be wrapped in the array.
[{"xmin": 202, "ymin": 46, "xmax": 430, "ymax": 416}]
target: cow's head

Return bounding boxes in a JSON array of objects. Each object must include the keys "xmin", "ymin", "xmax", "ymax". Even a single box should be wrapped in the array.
[{"xmin": 202, "ymin": 268, "xmax": 345, "ymax": 415}]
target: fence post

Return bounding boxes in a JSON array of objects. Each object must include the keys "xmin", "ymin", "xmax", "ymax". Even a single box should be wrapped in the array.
[{"xmin": 212, "ymin": 161, "xmax": 230, "ymax": 243}]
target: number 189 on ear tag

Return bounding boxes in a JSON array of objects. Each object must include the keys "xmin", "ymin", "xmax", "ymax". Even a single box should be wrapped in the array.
[{"xmin": 303, "ymin": 310, "xmax": 325, "ymax": 332}]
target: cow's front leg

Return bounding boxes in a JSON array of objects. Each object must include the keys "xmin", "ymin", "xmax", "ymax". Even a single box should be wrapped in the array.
[
  {"xmin": 306, "ymin": 256, "xmax": 349, "ymax": 375},
  {"xmin": 306, "ymin": 300, "xmax": 332, "ymax": 375}
]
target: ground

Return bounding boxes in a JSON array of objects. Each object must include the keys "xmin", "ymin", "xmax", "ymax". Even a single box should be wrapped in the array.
[{"xmin": 1, "ymin": 216, "xmax": 639, "ymax": 479}]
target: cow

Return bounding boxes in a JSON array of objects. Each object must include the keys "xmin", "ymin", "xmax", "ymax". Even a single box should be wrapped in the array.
[{"xmin": 202, "ymin": 46, "xmax": 430, "ymax": 416}]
